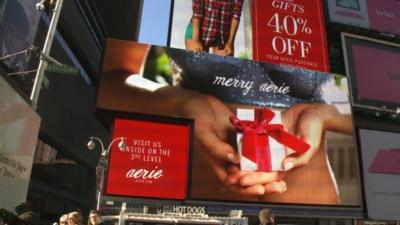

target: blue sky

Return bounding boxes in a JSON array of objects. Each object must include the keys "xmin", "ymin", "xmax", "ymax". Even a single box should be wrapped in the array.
[{"xmin": 138, "ymin": 0, "xmax": 172, "ymax": 46}]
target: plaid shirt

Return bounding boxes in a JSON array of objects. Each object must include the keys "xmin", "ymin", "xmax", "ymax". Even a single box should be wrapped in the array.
[{"xmin": 193, "ymin": 0, "xmax": 244, "ymax": 48}]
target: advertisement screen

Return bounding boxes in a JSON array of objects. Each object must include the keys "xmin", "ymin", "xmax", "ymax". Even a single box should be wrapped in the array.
[
  {"xmin": 169, "ymin": 0, "xmax": 329, "ymax": 72},
  {"xmin": 0, "ymin": 0, "xmax": 42, "ymax": 72},
  {"xmin": 105, "ymin": 116, "xmax": 192, "ymax": 200},
  {"xmin": 97, "ymin": 39, "xmax": 362, "ymax": 206},
  {"xmin": 337, "ymin": 0, "xmax": 361, "ymax": 10},
  {"xmin": 342, "ymin": 33, "xmax": 400, "ymax": 110},
  {"xmin": 0, "ymin": 74, "xmax": 41, "ymax": 210},
  {"xmin": 366, "ymin": 0, "xmax": 400, "ymax": 36},
  {"xmin": 252, "ymin": 0, "xmax": 329, "ymax": 72},
  {"xmin": 327, "ymin": 0, "xmax": 400, "ymax": 36},
  {"xmin": 327, "ymin": 0, "xmax": 370, "ymax": 28},
  {"xmin": 358, "ymin": 129, "xmax": 400, "ymax": 220}
]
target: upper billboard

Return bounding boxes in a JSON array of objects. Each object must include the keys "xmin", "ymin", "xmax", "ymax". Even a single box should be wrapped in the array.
[
  {"xmin": 170, "ymin": 0, "xmax": 249, "ymax": 58},
  {"xmin": 169, "ymin": 0, "xmax": 330, "ymax": 72},
  {"xmin": 0, "ymin": 0, "xmax": 42, "ymax": 72},
  {"xmin": 327, "ymin": 0, "xmax": 400, "ymax": 36},
  {"xmin": 327, "ymin": 0, "xmax": 370, "ymax": 28},
  {"xmin": 97, "ymin": 39, "xmax": 362, "ymax": 207},
  {"xmin": 366, "ymin": 0, "xmax": 400, "ymax": 35}
]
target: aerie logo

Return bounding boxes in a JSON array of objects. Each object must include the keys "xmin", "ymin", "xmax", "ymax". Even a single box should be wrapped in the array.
[{"xmin": 125, "ymin": 166, "xmax": 163, "ymax": 180}]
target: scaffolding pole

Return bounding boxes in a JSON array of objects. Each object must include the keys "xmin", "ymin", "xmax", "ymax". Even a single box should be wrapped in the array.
[{"xmin": 30, "ymin": 0, "xmax": 64, "ymax": 110}]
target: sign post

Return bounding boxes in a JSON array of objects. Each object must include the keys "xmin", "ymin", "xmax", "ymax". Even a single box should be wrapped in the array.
[{"xmin": 30, "ymin": 0, "xmax": 64, "ymax": 110}]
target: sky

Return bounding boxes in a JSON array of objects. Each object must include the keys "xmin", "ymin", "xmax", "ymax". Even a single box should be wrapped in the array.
[{"xmin": 138, "ymin": 0, "xmax": 172, "ymax": 46}]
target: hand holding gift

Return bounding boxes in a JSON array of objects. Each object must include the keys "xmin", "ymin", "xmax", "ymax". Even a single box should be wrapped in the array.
[
  {"xmin": 230, "ymin": 108, "xmax": 310, "ymax": 172},
  {"xmin": 225, "ymin": 103, "xmax": 352, "ymax": 196}
]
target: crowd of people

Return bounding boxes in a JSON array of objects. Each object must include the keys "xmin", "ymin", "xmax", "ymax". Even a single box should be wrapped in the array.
[
  {"xmin": 0, "ymin": 201, "xmax": 274, "ymax": 225},
  {"xmin": 0, "ymin": 208, "xmax": 104, "ymax": 225},
  {"xmin": 58, "ymin": 210, "xmax": 104, "ymax": 225}
]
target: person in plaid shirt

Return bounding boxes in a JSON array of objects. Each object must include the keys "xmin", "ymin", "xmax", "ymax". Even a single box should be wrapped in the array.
[{"xmin": 185, "ymin": 0, "xmax": 245, "ymax": 56}]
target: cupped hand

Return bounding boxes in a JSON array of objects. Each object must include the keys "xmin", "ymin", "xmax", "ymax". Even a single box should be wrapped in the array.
[
  {"xmin": 180, "ymin": 94, "xmax": 240, "ymax": 183},
  {"xmin": 280, "ymin": 103, "xmax": 347, "ymax": 171},
  {"xmin": 225, "ymin": 164, "xmax": 287, "ymax": 195},
  {"xmin": 224, "ymin": 104, "xmax": 346, "ymax": 196},
  {"xmin": 180, "ymin": 94, "xmax": 286, "ymax": 196}
]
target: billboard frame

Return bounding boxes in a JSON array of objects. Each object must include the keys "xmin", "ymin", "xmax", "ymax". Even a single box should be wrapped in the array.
[
  {"xmin": 341, "ymin": 32, "xmax": 400, "ymax": 115},
  {"xmin": 101, "ymin": 110, "xmax": 194, "ymax": 203}
]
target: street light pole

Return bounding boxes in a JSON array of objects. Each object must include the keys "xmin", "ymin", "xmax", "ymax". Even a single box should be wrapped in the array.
[
  {"xmin": 87, "ymin": 136, "xmax": 126, "ymax": 210},
  {"xmin": 30, "ymin": 0, "xmax": 64, "ymax": 110}
]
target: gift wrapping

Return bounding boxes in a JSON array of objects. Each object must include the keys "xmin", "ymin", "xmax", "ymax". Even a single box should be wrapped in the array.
[{"xmin": 230, "ymin": 108, "xmax": 310, "ymax": 172}]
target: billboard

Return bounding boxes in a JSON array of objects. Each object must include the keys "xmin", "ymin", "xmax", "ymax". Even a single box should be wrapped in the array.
[
  {"xmin": 97, "ymin": 39, "xmax": 362, "ymax": 207},
  {"xmin": 342, "ymin": 33, "xmax": 400, "ymax": 112},
  {"xmin": 327, "ymin": 0, "xmax": 370, "ymax": 28},
  {"xmin": 169, "ymin": 0, "xmax": 329, "ymax": 72},
  {"xmin": 105, "ymin": 116, "xmax": 192, "ymax": 200},
  {"xmin": 358, "ymin": 129, "xmax": 400, "ymax": 220},
  {"xmin": 0, "ymin": 0, "xmax": 42, "ymax": 72},
  {"xmin": 327, "ymin": 0, "xmax": 400, "ymax": 36},
  {"xmin": 0, "ymin": 74, "xmax": 41, "ymax": 210},
  {"xmin": 366, "ymin": 0, "xmax": 400, "ymax": 36}
]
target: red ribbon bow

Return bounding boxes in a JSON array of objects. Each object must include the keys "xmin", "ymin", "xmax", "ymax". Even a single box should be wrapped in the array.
[{"xmin": 230, "ymin": 108, "xmax": 310, "ymax": 171}]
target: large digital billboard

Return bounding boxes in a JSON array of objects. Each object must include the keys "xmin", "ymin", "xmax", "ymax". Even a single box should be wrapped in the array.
[
  {"xmin": 342, "ymin": 33, "xmax": 400, "ymax": 112},
  {"xmin": 97, "ymin": 39, "xmax": 362, "ymax": 207}
]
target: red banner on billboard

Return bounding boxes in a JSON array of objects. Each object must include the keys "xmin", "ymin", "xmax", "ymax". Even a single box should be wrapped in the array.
[
  {"xmin": 105, "ymin": 117, "xmax": 191, "ymax": 200},
  {"xmin": 252, "ymin": 0, "xmax": 329, "ymax": 72}
]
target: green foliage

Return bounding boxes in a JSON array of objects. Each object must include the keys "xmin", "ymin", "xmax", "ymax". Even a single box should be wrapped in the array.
[
  {"xmin": 334, "ymin": 74, "xmax": 344, "ymax": 87},
  {"xmin": 143, "ymin": 47, "xmax": 173, "ymax": 85},
  {"xmin": 155, "ymin": 53, "xmax": 172, "ymax": 77},
  {"xmin": 237, "ymin": 49, "xmax": 252, "ymax": 60}
]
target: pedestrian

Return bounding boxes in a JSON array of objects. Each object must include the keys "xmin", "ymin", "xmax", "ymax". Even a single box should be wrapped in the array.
[
  {"xmin": 258, "ymin": 208, "xmax": 274, "ymax": 225},
  {"xmin": 59, "ymin": 214, "xmax": 68, "ymax": 225},
  {"xmin": 67, "ymin": 211, "xmax": 83, "ymax": 225},
  {"xmin": 87, "ymin": 210, "xmax": 104, "ymax": 225}
]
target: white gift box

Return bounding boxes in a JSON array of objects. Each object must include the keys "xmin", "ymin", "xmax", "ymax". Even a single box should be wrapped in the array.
[{"xmin": 236, "ymin": 108, "xmax": 289, "ymax": 171}]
